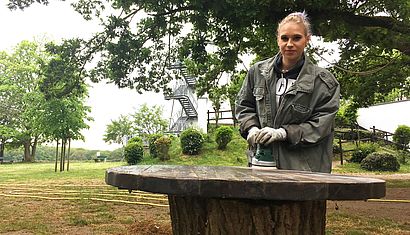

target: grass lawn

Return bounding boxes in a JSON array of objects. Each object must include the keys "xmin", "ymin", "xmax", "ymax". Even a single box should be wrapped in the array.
[{"xmin": 0, "ymin": 130, "xmax": 409, "ymax": 234}]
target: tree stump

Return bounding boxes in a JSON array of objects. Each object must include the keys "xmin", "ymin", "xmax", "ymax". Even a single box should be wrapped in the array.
[
  {"xmin": 169, "ymin": 196, "xmax": 326, "ymax": 235},
  {"xmin": 105, "ymin": 165, "xmax": 385, "ymax": 235}
]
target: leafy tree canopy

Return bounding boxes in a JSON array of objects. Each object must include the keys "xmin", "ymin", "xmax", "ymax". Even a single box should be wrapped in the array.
[
  {"xmin": 7, "ymin": 0, "xmax": 410, "ymax": 107},
  {"xmin": 0, "ymin": 39, "xmax": 91, "ymax": 161},
  {"xmin": 131, "ymin": 103, "xmax": 168, "ymax": 139},
  {"xmin": 103, "ymin": 114, "xmax": 133, "ymax": 146}
]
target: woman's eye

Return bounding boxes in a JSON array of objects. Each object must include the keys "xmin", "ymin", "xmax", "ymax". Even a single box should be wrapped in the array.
[
  {"xmin": 280, "ymin": 36, "xmax": 289, "ymax": 42},
  {"xmin": 293, "ymin": 36, "xmax": 302, "ymax": 41}
]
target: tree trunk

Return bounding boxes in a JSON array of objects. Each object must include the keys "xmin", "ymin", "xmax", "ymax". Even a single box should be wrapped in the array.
[
  {"xmin": 59, "ymin": 139, "xmax": 64, "ymax": 171},
  {"xmin": 55, "ymin": 140, "xmax": 59, "ymax": 172},
  {"xmin": 30, "ymin": 136, "xmax": 38, "ymax": 162},
  {"xmin": 213, "ymin": 107, "xmax": 220, "ymax": 128},
  {"xmin": 23, "ymin": 142, "xmax": 32, "ymax": 162},
  {"xmin": 168, "ymin": 196, "xmax": 326, "ymax": 235},
  {"xmin": 230, "ymin": 103, "xmax": 237, "ymax": 127},
  {"xmin": 62, "ymin": 139, "xmax": 66, "ymax": 171},
  {"xmin": 67, "ymin": 139, "xmax": 71, "ymax": 171},
  {"xmin": 0, "ymin": 141, "xmax": 4, "ymax": 162}
]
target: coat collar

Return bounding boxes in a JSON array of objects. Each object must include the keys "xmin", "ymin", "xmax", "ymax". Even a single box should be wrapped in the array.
[{"xmin": 257, "ymin": 53, "xmax": 316, "ymax": 93}]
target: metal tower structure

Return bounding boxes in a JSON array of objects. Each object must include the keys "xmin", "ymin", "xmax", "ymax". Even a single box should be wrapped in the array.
[{"xmin": 165, "ymin": 61, "xmax": 198, "ymax": 133}]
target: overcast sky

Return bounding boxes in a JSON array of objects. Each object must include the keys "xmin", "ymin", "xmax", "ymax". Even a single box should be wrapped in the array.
[{"xmin": 0, "ymin": 1, "xmax": 166, "ymax": 151}]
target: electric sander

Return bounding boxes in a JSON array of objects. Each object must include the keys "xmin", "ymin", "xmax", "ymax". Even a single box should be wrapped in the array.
[{"xmin": 251, "ymin": 144, "xmax": 276, "ymax": 167}]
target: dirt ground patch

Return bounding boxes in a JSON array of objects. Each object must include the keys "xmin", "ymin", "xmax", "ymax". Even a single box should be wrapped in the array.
[{"xmin": 327, "ymin": 188, "xmax": 410, "ymax": 225}]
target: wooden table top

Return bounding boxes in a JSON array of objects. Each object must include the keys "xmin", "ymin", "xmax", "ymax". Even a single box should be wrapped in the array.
[{"xmin": 106, "ymin": 165, "xmax": 385, "ymax": 201}]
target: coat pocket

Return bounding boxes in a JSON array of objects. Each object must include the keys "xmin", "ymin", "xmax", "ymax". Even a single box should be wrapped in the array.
[
  {"xmin": 289, "ymin": 103, "xmax": 311, "ymax": 123},
  {"xmin": 253, "ymin": 87, "xmax": 267, "ymax": 124},
  {"xmin": 253, "ymin": 87, "xmax": 265, "ymax": 101}
]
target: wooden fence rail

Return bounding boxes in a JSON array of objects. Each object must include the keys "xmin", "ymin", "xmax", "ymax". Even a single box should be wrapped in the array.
[
  {"xmin": 207, "ymin": 110, "xmax": 236, "ymax": 127},
  {"xmin": 336, "ymin": 125, "xmax": 409, "ymax": 165}
]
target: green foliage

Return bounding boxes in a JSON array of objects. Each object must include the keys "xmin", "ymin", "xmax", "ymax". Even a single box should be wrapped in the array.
[
  {"xmin": 148, "ymin": 133, "xmax": 163, "ymax": 158},
  {"xmin": 124, "ymin": 142, "xmax": 144, "ymax": 165},
  {"xmin": 397, "ymin": 150, "xmax": 410, "ymax": 165},
  {"xmin": 9, "ymin": 0, "xmax": 410, "ymax": 110},
  {"xmin": 127, "ymin": 136, "xmax": 142, "ymax": 145},
  {"xmin": 140, "ymin": 127, "xmax": 248, "ymax": 166},
  {"xmin": 180, "ymin": 128, "xmax": 204, "ymax": 155},
  {"xmin": 0, "ymin": 40, "xmax": 91, "ymax": 162},
  {"xmin": 40, "ymin": 40, "xmax": 87, "ymax": 100},
  {"xmin": 333, "ymin": 143, "xmax": 342, "ymax": 154},
  {"xmin": 208, "ymin": 86, "xmax": 227, "ymax": 126},
  {"xmin": 227, "ymin": 72, "xmax": 246, "ymax": 124},
  {"xmin": 335, "ymin": 100, "xmax": 358, "ymax": 127},
  {"xmin": 349, "ymin": 143, "xmax": 378, "ymax": 163},
  {"xmin": 131, "ymin": 104, "xmax": 168, "ymax": 140},
  {"xmin": 103, "ymin": 115, "xmax": 133, "ymax": 147},
  {"xmin": 393, "ymin": 125, "xmax": 410, "ymax": 149},
  {"xmin": 215, "ymin": 126, "xmax": 234, "ymax": 150},
  {"xmin": 154, "ymin": 135, "xmax": 172, "ymax": 161},
  {"xmin": 360, "ymin": 152, "xmax": 400, "ymax": 172}
]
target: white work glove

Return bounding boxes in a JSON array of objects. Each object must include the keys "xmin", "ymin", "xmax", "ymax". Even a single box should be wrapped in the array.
[
  {"xmin": 255, "ymin": 127, "xmax": 287, "ymax": 145},
  {"xmin": 246, "ymin": 127, "xmax": 261, "ymax": 147}
]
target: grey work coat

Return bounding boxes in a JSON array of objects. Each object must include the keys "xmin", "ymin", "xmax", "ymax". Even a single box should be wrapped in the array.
[{"xmin": 235, "ymin": 55, "xmax": 340, "ymax": 173}]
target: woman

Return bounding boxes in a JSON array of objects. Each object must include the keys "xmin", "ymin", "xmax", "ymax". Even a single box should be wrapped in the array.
[{"xmin": 235, "ymin": 12, "xmax": 340, "ymax": 173}]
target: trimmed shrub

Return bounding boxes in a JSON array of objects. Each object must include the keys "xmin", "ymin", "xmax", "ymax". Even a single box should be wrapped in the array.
[
  {"xmin": 393, "ymin": 125, "xmax": 410, "ymax": 149},
  {"xmin": 349, "ymin": 143, "xmax": 378, "ymax": 163},
  {"xmin": 215, "ymin": 126, "xmax": 234, "ymax": 150},
  {"xmin": 180, "ymin": 128, "xmax": 204, "ymax": 155},
  {"xmin": 360, "ymin": 152, "xmax": 400, "ymax": 172},
  {"xmin": 124, "ymin": 142, "xmax": 144, "ymax": 165},
  {"xmin": 155, "ymin": 135, "xmax": 172, "ymax": 161},
  {"xmin": 148, "ymin": 134, "xmax": 163, "ymax": 158}
]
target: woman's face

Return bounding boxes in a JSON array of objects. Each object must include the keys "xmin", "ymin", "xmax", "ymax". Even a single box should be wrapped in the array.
[{"xmin": 277, "ymin": 22, "xmax": 310, "ymax": 67}]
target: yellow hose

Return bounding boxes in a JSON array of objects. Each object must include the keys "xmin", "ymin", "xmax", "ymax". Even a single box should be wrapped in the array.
[
  {"xmin": 0, "ymin": 193, "xmax": 168, "ymax": 207},
  {"xmin": 3, "ymin": 184, "xmax": 408, "ymax": 204},
  {"xmin": 367, "ymin": 199, "xmax": 410, "ymax": 203},
  {"xmin": 0, "ymin": 185, "xmax": 167, "ymax": 198},
  {"xmin": 5, "ymin": 191, "xmax": 168, "ymax": 201}
]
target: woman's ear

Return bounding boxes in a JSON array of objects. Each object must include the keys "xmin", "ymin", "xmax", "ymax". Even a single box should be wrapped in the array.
[{"xmin": 305, "ymin": 35, "xmax": 311, "ymax": 47}]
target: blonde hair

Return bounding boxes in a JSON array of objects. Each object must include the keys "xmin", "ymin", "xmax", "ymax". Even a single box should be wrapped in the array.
[{"xmin": 277, "ymin": 11, "xmax": 312, "ymax": 36}]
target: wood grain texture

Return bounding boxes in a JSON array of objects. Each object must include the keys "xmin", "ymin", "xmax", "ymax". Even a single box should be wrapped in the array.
[
  {"xmin": 106, "ymin": 165, "xmax": 385, "ymax": 200},
  {"xmin": 168, "ymin": 195, "xmax": 326, "ymax": 235}
]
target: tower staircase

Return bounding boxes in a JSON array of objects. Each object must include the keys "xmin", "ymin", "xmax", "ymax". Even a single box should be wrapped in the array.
[{"xmin": 165, "ymin": 61, "xmax": 198, "ymax": 133}]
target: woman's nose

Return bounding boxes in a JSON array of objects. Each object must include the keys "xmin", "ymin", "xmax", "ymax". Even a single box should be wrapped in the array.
[{"xmin": 286, "ymin": 39, "xmax": 294, "ymax": 47}]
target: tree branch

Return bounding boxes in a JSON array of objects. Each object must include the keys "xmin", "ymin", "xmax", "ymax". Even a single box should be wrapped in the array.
[
  {"xmin": 313, "ymin": 11, "xmax": 410, "ymax": 35},
  {"xmin": 148, "ymin": 5, "xmax": 195, "ymax": 17}
]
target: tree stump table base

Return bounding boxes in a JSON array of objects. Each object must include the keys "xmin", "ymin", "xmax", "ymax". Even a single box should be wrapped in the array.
[
  {"xmin": 106, "ymin": 165, "xmax": 385, "ymax": 235},
  {"xmin": 169, "ymin": 196, "xmax": 326, "ymax": 235}
]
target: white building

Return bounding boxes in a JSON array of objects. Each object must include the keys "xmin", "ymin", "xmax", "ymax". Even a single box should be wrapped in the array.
[{"xmin": 357, "ymin": 100, "xmax": 410, "ymax": 133}]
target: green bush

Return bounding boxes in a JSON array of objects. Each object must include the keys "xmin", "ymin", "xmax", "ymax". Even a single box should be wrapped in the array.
[
  {"xmin": 215, "ymin": 126, "xmax": 234, "ymax": 150},
  {"xmin": 393, "ymin": 125, "xmax": 410, "ymax": 149},
  {"xmin": 397, "ymin": 150, "xmax": 410, "ymax": 165},
  {"xmin": 349, "ymin": 143, "xmax": 378, "ymax": 163},
  {"xmin": 128, "ymin": 136, "xmax": 143, "ymax": 145},
  {"xmin": 155, "ymin": 135, "xmax": 172, "ymax": 161},
  {"xmin": 180, "ymin": 128, "xmax": 204, "ymax": 155},
  {"xmin": 360, "ymin": 152, "xmax": 400, "ymax": 172},
  {"xmin": 124, "ymin": 142, "xmax": 144, "ymax": 165},
  {"xmin": 333, "ymin": 143, "xmax": 342, "ymax": 154},
  {"xmin": 148, "ymin": 134, "xmax": 163, "ymax": 158}
]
